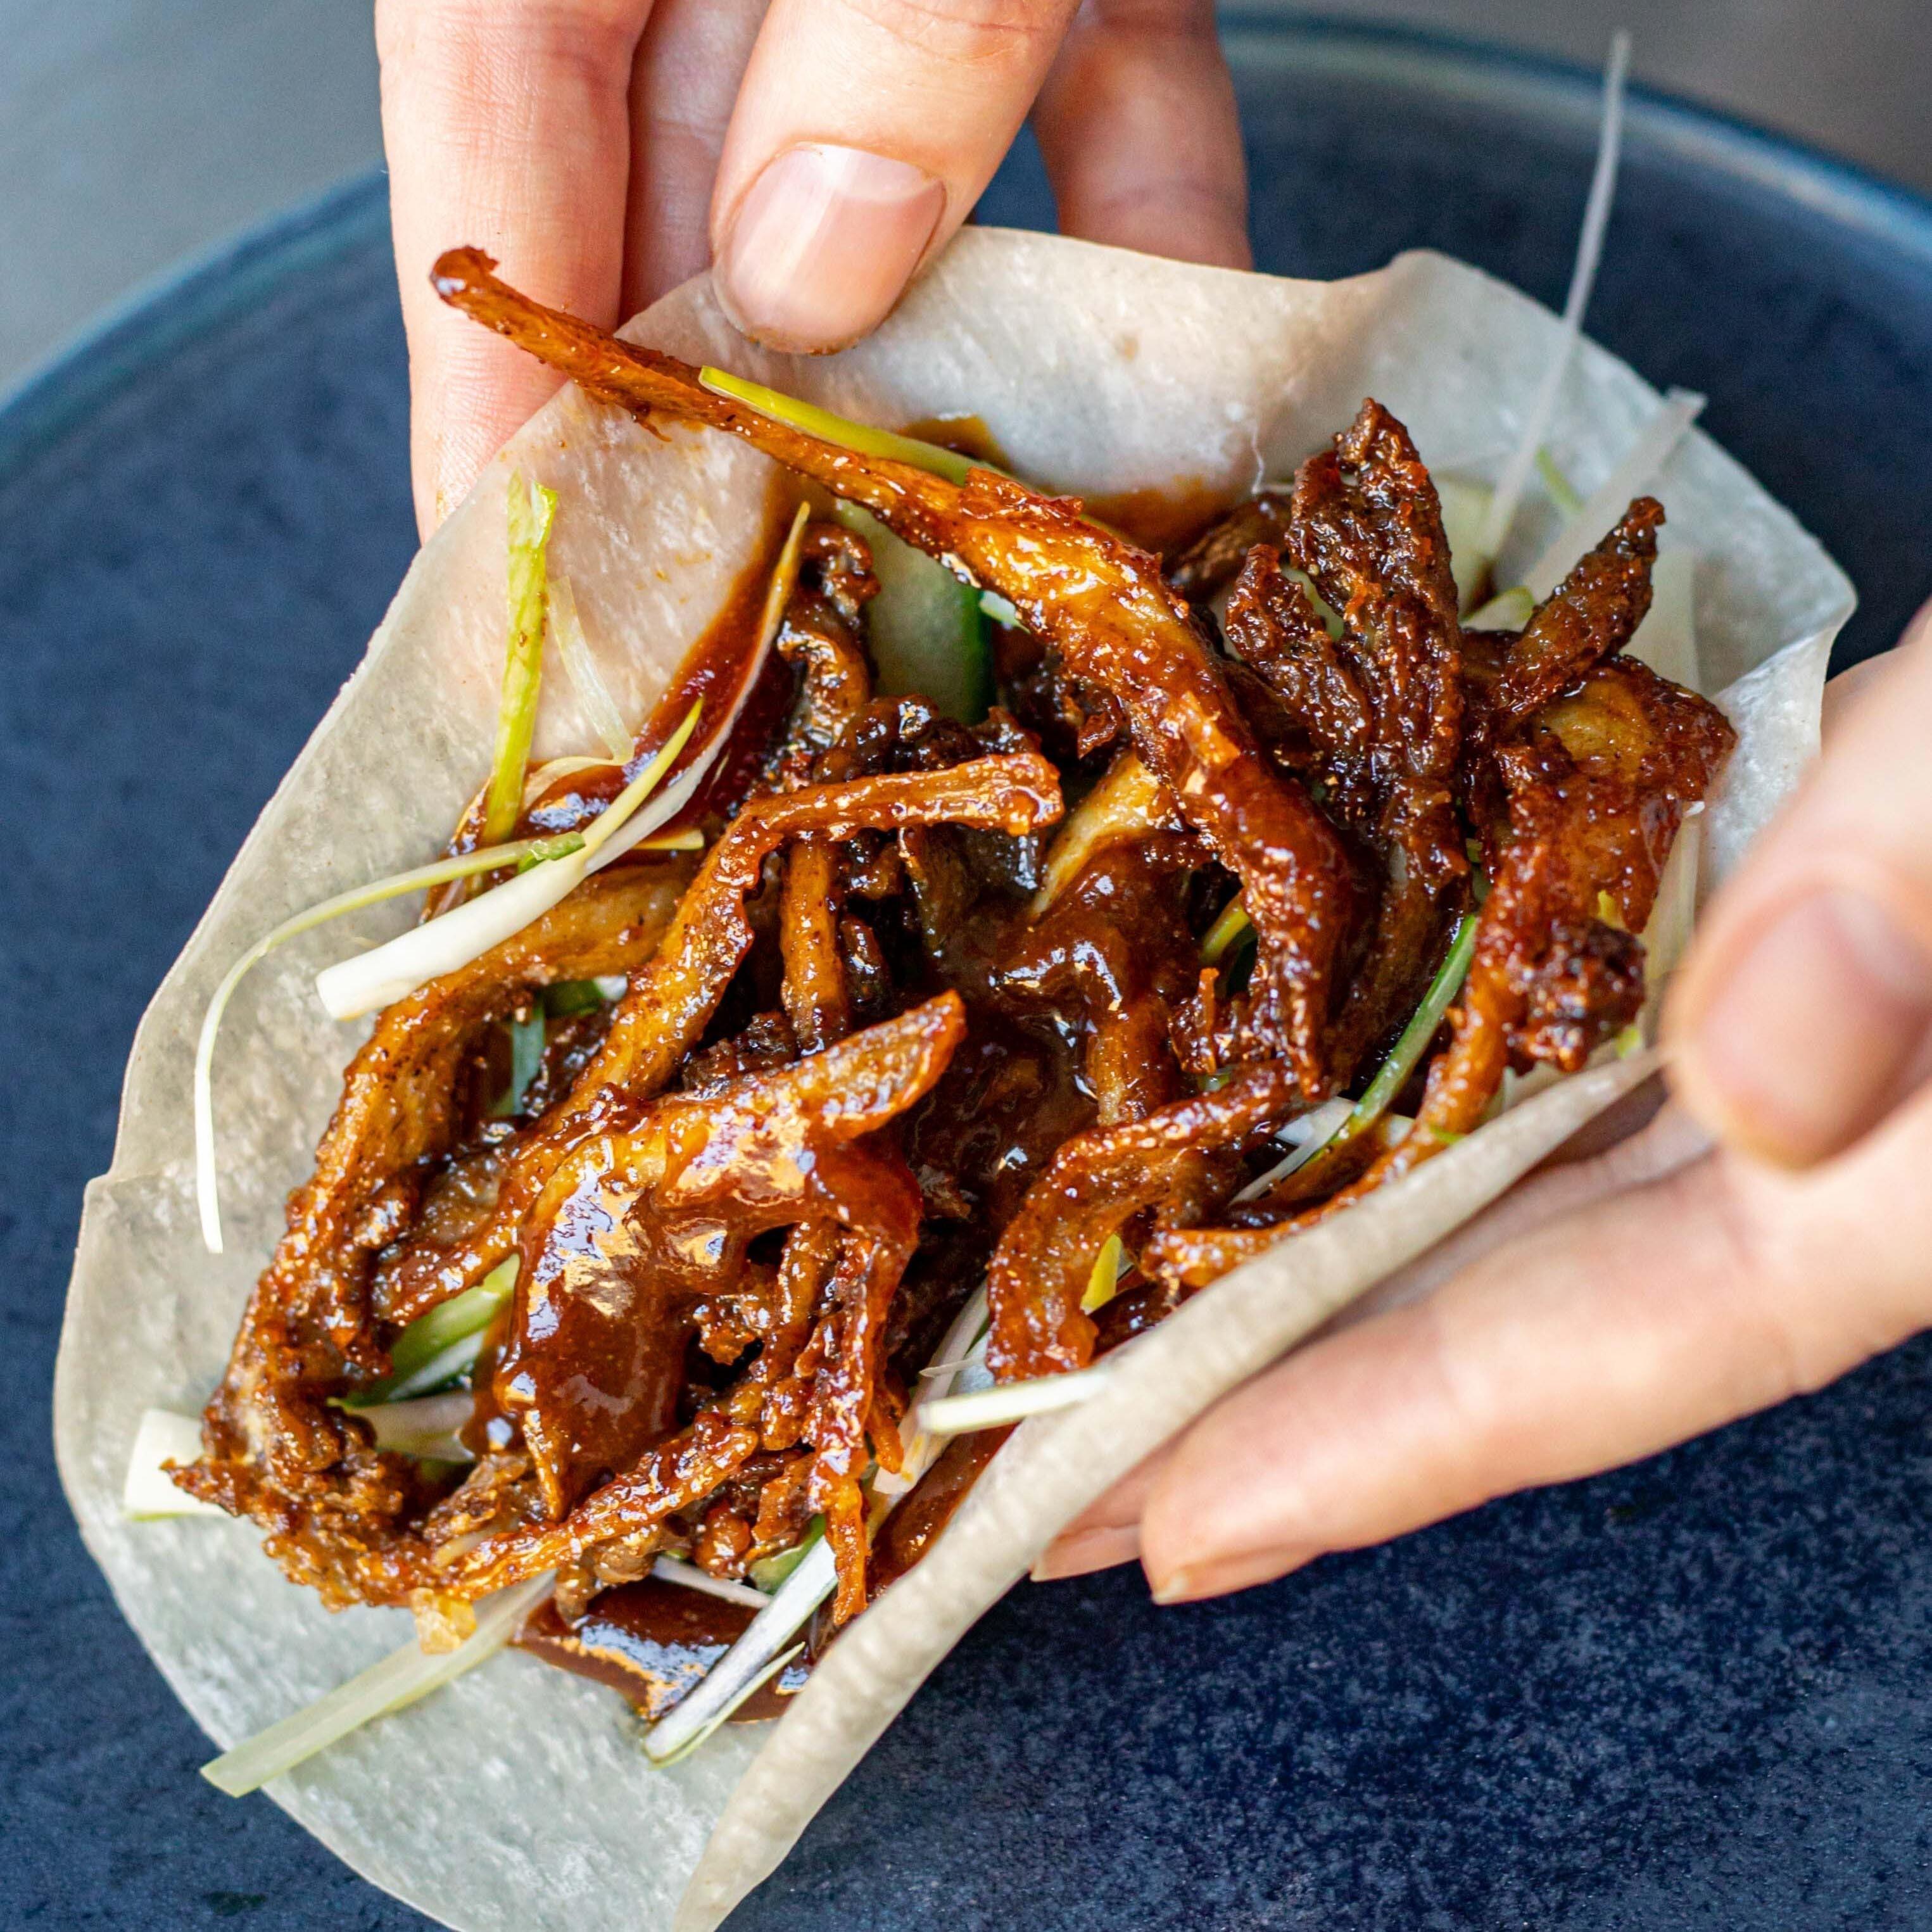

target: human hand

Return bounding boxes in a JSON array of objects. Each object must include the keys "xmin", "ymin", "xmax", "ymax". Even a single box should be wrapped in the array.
[
  {"xmin": 376, "ymin": 0, "xmax": 1249, "ymax": 535},
  {"xmin": 1038, "ymin": 617, "xmax": 1932, "ymax": 1603}
]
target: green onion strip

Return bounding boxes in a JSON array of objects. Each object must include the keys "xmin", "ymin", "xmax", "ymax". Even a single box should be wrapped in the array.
[
  {"xmin": 483, "ymin": 472, "xmax": 557, "ymax": 844},
  {"xmin": 698, "ymin": 367, "xmax": 975, "ymax": 485},
  {"xmin": 193, "ymin": 834, "xmax": 583, "ymax": 1254}
]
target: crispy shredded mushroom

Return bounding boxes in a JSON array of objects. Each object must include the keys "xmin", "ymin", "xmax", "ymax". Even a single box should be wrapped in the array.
[{"xmin": 174, "ymin": 262, "xmax": 1734, "ymax": 1750}]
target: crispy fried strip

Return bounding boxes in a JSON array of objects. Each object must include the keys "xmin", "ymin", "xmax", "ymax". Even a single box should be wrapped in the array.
[
  {"xmin": 766, "ymin": 522, "xmax": 877, "ymax": 792},
  {"xmin": 432, "ymin": 248, "xmax": 1357, "ymax": 1091},
  {"xmin": 803, "ymin": 1233, "xmax": 915, "ymax": 1623},
  {"xmin": 1491, "ymin": 497, "xmax": 1663, "ymax": 729},
  {"xmin": 1147, "ymin": 656, "xmax": 1734, "ymax": 1291},
  {"xmin": 446, "ymin": 1006, "xmax": 944, "ymax": 1598},
  {"xmin": 986, "ymin": 1060, "xmax": 1302, "ymax": 1381},
  {"xmin": 1268, "ymin": 402, "xmax": 1470, "ymax": 1077},
  {"xmin": 174, "ymin": 868, "xmax": 689, "ymax": 1606},
  {"xmin": 375, "ymin": 756, "xmax": 1059, "ymax": 1324},
  {"xmin": 781, "ymin": 839, "xmax": 850, "ymax": 1055}
]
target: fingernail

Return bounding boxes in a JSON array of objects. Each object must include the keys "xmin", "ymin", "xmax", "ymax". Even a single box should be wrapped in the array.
[
  {"xmin": 1149, "ymin": 1548, "xmax": 1307, "ymax": 1605},
  {"xmin": 1686, "ymin": 888, "xmax": 1932, "ymax": 1165},
  {"xmin": 1032, "ymin": 1525, "xmax": 1140, "ymax": 1582},
  {"xmin": 715, "ymin": 144, "xmax": 945, "ymax": 353}
]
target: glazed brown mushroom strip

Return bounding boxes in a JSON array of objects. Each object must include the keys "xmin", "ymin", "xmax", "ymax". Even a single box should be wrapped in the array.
[
  {"xmin": 431, "ymin": 247, "xmax": 1359, "ymax": 1095},
  {"xmin": 1166, "ymin": 488, "xmax": 1293, "ymax": 602},
  {"xmin": 173, "ymin": 865, "xmax": 693, "ymax": 1607},
  {"xmin": 1487, "ymin": 496, "xmax": 1664, "ymax": 733},
  {"xmin": 1146, "ymin": 653, "xmax": 1735, "ymax": 1290},
  {"xmin": 985, "ymin": 1059, "xmax": 1303, "ymax": 1381},
  {"xmin": 764, "ymin": 521, "xmax": 878, "ymax": 792},
  {"xmin": 434, "ymin": 998, "xmax": 956, "ymax": 1602},
  {"xmin": 1229, "ymin": 401, "xmax": 1471, "ymax": 1080},
  {"xmin": 373, "ymin": 752, "xmax": 1061, "ymax": 1327}
]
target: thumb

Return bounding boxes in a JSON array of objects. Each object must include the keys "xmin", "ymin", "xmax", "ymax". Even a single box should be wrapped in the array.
[
  {"xmin": 706, "ymin": 0, "xmax": 1080, "ymax": 353},
  {"xmin": 1666, "ymin": 609, "xmax": 1932, "ymax": 1167}
]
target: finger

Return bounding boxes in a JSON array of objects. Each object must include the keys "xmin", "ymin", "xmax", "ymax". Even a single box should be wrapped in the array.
[
  {"xmin": 1034, "ymin": 1097, "xmax": 1710, "ymax": 1581},
  {"xmin": 1032, "ymin": 1449, "xmax": 1162, "ymax": 1579},
  {"xmin": 377, "ymin": 0, "xmax": 652, "ymax": 534},
  {"xmin": 620, "ymin": 0, "xmax": 767, "ymax": 316},
  {"xmin": 1134, "ymin": 1075, "xmax": 1932, "ymax": 1604},
  {"xmin": 1031, "ymin": 0, "xmax": 1248, "ymax": 268},
  {"xmin": 1666, "ymin": 611, "xmax": 1932, "ymax": 1167},
  {"xmin": 708, "ymin": 0, "xmax": 1083, "ymax": 352}
]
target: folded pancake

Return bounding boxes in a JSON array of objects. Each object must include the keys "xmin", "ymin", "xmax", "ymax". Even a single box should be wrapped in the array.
[{"xmin": 56, "ymin": 228, "xmax": 1852, "ymax": 1932}]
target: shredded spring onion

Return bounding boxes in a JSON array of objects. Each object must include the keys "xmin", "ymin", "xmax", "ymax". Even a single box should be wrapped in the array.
[
  {"xmin": 200, "ymin": 1574, "xmax": 554, "ymax": 1796},
  {"xmin": 649, "ymin": 1644, "xmax": 807, "ymax": 1767},
  {"xmin": 1476, "ymin": 30, "xmax": 1631, "ymax": 575},
  {"xmin": 1536, "ymin": 447, "xmax": 1584, "ymax": 519},
  {"xmin": 490, "ymin": 1005, "xmax": 546, "ymax": 1118},
  {"xmin": 344, "ymin": 1256, "xmax": 518, "ymax": 1408},
  {"xmin": 194, "ymin": 831, "xmax": 584, "ymax": 1253},
  {"xmin": 1467, "ymin": 584, "xmax": 1537, "ymax": 633},
  {"xmin": 483, "ymin": 474, "xmax": 558, "ymax": 843},
  {"xmin": 1521, "ymin": 388, "xmax": 1705, "ymax": 601},
  {"xmin": 1434, "ymin": 476, "xmax": 1496, "ymax": 614},
  {"xmin": 650, "ymin": 1556, "xmax": 772, "ymax": 1612},
  {"xmin": 643, "ymin": 1541, "xmax": 835, "ymax": 1762},
  {"xmin": 123, "ymin": 1408, "xmax": 228, "ymax": 1520},
  {"xmin": 1232, "ymin": 1095, "xmax": 1356, "ymax": 1204},
  {"xmin": 747, "ymin": 1518, "xmax": 827, "ymax": 1595},
  {"xmin": 313, "ymin": 699, "xmax": 702, "ymax": 1023},
  {"xmin": 1200, "ymin": 896, "xmax": 1253, "ymax": 966},
  {"xmin": 548, "ymin": 574, "xmax": 635, "ymax": 762},
  {"xmin": 1080, "ymin": 1233, "xmax": 1127, "ymax": 1315},
  {"xmin": 698, "ymin": 367, "xmax": 975, "ymax": 485},
  {"xmin": 874, "ymin": 1287, "xmax": 990, "ymax": 1500},
  {"xmin": 921, "ymin": 1360, "xmax": 1116, "ymax": 1439},
  {"xmin": 343, "ymin": 1388, "xmax": 476, "ymax": 1462},
  {"xmin": 1350, "ymin": 907, "xmax": 1481, "ymax": 1132}
]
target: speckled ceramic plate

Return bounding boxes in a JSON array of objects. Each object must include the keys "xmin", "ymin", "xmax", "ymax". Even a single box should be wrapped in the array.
[{"xmin": 11, "ymin": 20, "xmax": 1932, "ymax": 1930}]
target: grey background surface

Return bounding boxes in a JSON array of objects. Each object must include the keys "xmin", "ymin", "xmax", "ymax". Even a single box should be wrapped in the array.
[{"xmin": 6, "ymin": 1, "xmax": 1932, "ymax": 398}]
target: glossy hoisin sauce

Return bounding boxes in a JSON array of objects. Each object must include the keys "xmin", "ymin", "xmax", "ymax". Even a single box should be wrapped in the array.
[
  {"xmin": 501, "ymin": 424, "xmax": 1225, "ymax": 1710},
  {"xmin": 516, "ymin": 1577, "xmax": 808, "ymax": 1723},
  {"xmin": 521, "ymin": 483, "xmax": 794, "ymax": 838}
]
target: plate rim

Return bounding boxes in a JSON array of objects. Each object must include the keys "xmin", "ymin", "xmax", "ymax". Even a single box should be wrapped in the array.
[{"xmin": 4, "ymin": 15, "xmax": 1932, "ymax": 490}]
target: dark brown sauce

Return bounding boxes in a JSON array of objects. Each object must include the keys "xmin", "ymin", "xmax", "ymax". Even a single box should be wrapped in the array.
[
  {"xmin": 492, "ymin": 1163, "xmax": 691, "ymax": 1518},
  {"xmin": 523, "ymin": 482, "xmax": 795, "ymax": 835},
  {"xmin": 899, "ymin": 414, "xmax": 1008, "ymax": 467},
  {"xmin": 869, "ymin": 1427, "xmax": 1011, "ymax": 1598},
  {"xmin": 515, "ymin": 1577, "xmax": 807, "ymax": 1722},
  {"xmin": 1084, "ymin": 479, "xmax": 1232, "ymax": 557}
]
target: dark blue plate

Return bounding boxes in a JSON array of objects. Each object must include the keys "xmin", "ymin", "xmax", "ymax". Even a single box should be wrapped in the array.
[{"xmin": 10, "ymin": 19, "xmax": 1932, "ymax": 1930}]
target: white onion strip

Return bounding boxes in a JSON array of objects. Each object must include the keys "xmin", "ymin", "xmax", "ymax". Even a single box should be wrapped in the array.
[
  {"xmin": 1521, "ymin": 388, "xmax": 1705, "ymax": 600},
  {"xmin": 123, "ymin": 1408, "xmax": 229, "ymax": 1520},
  {"xmin": 313, "ymin": 699, "xmax": 704, "ymax": 1025},
  {"xmin": 650, "ymin": 1557, "xmax": 773, "ymax": 1612},
  {"xmin": 919, "ymin": 1361, "xmax": 1118, "ymax": 1439},
  {"xmin": 1476, "ymin": 29, "xmax": 1632, "ymax": 573},
  {"xmin": 194, "ymin": 828, "xmax": 587, "ymax": 1254},
  {"xmin": 199, "ymin": 1575, "xmax": 554, "ymax": 1797}
]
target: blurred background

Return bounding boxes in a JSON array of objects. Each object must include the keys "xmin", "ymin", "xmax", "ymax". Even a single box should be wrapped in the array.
[{"xmin": 6, "ymin": 0, "xmax": 1932, "ymax": 396}]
